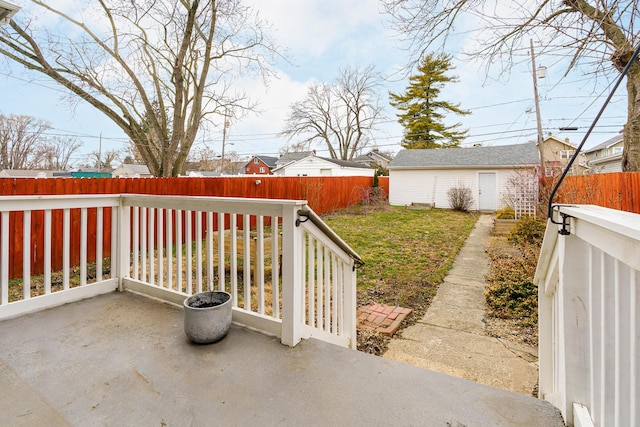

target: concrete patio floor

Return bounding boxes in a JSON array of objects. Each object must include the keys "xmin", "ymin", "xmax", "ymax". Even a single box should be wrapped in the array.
[{"xmin": 0, "ymin": 291, "xmax": 564, "ymax": 426}]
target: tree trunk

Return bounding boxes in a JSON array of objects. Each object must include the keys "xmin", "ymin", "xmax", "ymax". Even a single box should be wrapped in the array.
[{"xmin": 622, "ymin": 63, "xmax": 640, "ymax": 172}]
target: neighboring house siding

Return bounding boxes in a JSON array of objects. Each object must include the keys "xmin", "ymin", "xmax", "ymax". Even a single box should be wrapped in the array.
[
  {"xmin": 273, "ymin": 157, "xmax": 375, "ymax": 177},
  {"xmin": 588, "ymin": 157, "xmax": 623, "ymax": 174},
  {"xmin": 245, "ymin": 159, "xmax": 270, "ymax": 174},
  {"xmin": 584, "ymin": 134, "xmax": 624, "ymax": 174},
  {"xmin": 389, "ymin": 168, "xmax": 526, "ymax": 210}
]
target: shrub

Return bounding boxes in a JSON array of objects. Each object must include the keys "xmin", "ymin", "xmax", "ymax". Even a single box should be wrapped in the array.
[
  {"xmin": 508, "ymin": 216, "xmax": 545, "ymax": 246},
  {"xmin": 485, "ymin": 244, "xmax": 539, "ymax": 328},
  {"xmin": 496, "ymin": 206, "xmax": 515, "ymax": 219},
  {"xmin": 447, "ymin": 185, "xmax": 473, "ymax": 212}
]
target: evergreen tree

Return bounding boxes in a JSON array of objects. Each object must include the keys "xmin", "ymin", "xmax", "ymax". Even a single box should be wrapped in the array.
[{"xmin": 390, "ymin": 53, "xmax": 470, "ymax": 149}]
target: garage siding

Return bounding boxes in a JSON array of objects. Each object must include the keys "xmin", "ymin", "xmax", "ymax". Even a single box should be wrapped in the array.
[{"xmin": 389, "ymin": 168, "xmax": 521, "ymax": 211}]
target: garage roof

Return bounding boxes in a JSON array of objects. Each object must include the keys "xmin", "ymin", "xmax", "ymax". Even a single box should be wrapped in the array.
[{"xmin": 389, "ymin": 142, "xmax": 539, "ymax": 169}]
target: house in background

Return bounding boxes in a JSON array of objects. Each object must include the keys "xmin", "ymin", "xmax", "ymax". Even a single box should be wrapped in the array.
[
  {"xmin": 271, "ymin": 154, "xmax": 375, "ymax": 177},
  {"xmin": 185, "ymin": 170, "xmax": 220, "ymax": 177},
  {"xmin": 111, "ymin": 164, "xmax": 152, "ymax": 178},
  {"xmin": 388, "ymin": 142, "xmax": 539, "ymax": 211},
  {"xmin": 583, "ymin": 133, "xmax": 623, "ymax": 174},
  {"xmin": 244, "ymin": 155, "xmax": 279, "ymax": 175},
  {"xmin": 0, "ymin": 169, "xmax": 56, "ymax": 178},
  {"xmin": 539, "ymin": 134, "xmax": 587, "ymax": 177},
  {"xmin": 222, "ymin": 161, "xmax": 246, "ymax": 175},
  {"xmin": 274, "ymin": 151, "xmax": 316, "ymax": 169},
  {"xmin": 352, "ymin": 148, "xmax": 393, "ymax": 171}
]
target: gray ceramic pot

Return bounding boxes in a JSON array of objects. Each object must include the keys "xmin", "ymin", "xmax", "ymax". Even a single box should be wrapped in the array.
[{"xmin": 183, "ymin": 291, "xmax": 232, "ymax": 344}]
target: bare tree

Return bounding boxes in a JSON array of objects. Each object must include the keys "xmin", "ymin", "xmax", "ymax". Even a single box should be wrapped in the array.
[
  {"xmin": 34, "ymin": 136, "xmax": 83, "ymax": 171},
  {"xmin": 188, "ymin": 146, "xmax": 221, "ymax": 171},
  {"xmin": 279, "ymin": 140, "xmax": 313, "ymax": 155},
  {"xmin": 383, "ymin": 0, "xmax": 640, "ymax": 171},
  {"xmin": 0, "ymin": 114, "xmax": 50, "ymax": 169},
  {"xmin": 84, "ymin": 149, "xmax": 120, "ymax": 169},
  {"xmin": 0, "ymin": 1, "xmax": 276, "ymax": 176},
  {"xmin": 280, "ymin": 65, "xmax": 384, "ymax": 160}
]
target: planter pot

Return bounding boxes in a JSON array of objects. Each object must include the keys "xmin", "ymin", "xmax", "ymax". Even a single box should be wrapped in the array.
[{"xmin": 183, "ymin": 291, "xmax": 232, "ymax": 344}]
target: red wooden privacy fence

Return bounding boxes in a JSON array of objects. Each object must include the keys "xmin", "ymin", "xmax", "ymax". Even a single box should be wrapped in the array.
[
  {"xmin": 551, "ymin": 171, "xmax": 640, "ymax": 215},
  {"xmin": 1, "ymin": 176, "xmax": 383, "ymax": 280}
]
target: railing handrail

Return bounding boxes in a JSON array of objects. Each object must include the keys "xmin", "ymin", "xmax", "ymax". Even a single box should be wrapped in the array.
[
  {"xmin": 556, "ymin": 204, "xmax": 640, "ymax": 241},
  {"xmin": 297, "ymin": 209, "xmax": 364, "ymax": 267},
  {"xmin": 121, "ymin": 194, "xmax": 307, "ymax": 217},
  {"xmin": 0, "ymin": 193, "xmax": 359, "ymax": 349},
  {"xmin": 0, "ymin": 194, "xmax": 120, "ymax": 211}
]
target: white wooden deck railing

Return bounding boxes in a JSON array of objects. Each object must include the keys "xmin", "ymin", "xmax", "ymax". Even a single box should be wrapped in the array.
[
  {"xmin": 535, "ymin": 204, "xmax": 640, "ymax": 427},
  {"xmin": 0, "ymin": 194, "xmax": 360, "ymax": 349}
]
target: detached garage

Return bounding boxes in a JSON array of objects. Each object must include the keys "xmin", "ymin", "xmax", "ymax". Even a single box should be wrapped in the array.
[{"xmin": 388, "ymin": 142, "xmax": 539, "ymax": 211}]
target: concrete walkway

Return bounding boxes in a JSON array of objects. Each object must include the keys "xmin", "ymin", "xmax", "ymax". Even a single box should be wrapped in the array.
[{"xmin": 384, "ymin": 214, "xmax": 539, "ymax": 396}]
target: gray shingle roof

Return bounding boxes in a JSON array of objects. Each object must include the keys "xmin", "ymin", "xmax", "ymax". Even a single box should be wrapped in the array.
[
  {"xmin": 388, "ymin": 142, "xmax": 539, "ymax": 169},
  {"xmin": 276, "ymin": 151, "xmax": 315, "ymax": 166},
  {"xmin": 584, "ymin": 134, "xmax": 623, "ymax": 154},
  {"xmin": 253, "ymin": 156, "xmax": 279, "ymax": 168},
  {"xmin": 321, "ymin": 157, "xmax": 373, "ymax": 169}
]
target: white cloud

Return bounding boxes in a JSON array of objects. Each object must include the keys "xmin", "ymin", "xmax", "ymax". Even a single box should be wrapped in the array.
[{"xmin": 250, "ymin": 0, "xmax": 382, "ymax": 59}]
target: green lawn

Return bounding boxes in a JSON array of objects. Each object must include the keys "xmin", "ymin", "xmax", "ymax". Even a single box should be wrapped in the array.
[{"xmin": 323, "ymin": 207, "xmax": 478, "ymax": 315}]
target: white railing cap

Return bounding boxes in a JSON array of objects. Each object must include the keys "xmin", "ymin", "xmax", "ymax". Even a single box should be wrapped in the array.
[{"xmin": 558, "ymin": 204, "xmax": 640, "ymax": 241}]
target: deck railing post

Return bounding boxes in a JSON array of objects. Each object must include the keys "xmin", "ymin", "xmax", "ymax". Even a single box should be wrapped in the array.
[
  {"xmin": 116, "ymin": 197, "xmax": 131, "ymax": 291},
  {"xmin": 343, "ymin": 260, "xmax": 357, "ymax": 349},
  {"xmin": 556, "ymin": 231, "xmax": 592, "ymax": 424},
  {"xmin": 281, "ymin": 205, "xmax": 304, "ymax": 347}
]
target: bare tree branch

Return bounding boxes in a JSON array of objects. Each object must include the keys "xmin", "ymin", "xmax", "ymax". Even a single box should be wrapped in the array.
[
  {"xmin": 280, "ymin": 65, "xmax": 384, "ymax": 160},
  {"xmin": 383, "ymin": 0, "xmax": 640, "ymax": 171},
  {"xmin": 0, "ymin": 0, "xmax": 278, "ymax": 176}
]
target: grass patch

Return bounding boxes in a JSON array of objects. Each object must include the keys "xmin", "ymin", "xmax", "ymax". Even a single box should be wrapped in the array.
[{"xmin": 324, "ymin": 207, "xmax": 478, "ymax": 353}]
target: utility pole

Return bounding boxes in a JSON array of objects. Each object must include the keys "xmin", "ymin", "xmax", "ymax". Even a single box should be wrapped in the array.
[
  {"xmin": 98, "ymin": 133, "xmax": 102, "ymax": 170},
  {"xmin": 220, "ymin": 110, "xmax": 229, "ymax": 174},
  {"xmin": 530, "ymin": 39, "xmax": 546, "ymax": 175}
]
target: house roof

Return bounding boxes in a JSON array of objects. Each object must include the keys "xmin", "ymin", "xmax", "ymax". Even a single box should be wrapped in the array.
[
  {"xmin": 0, "ymin": 169, "xmax": 55, "ymax": 178},
  {"xmin": 322, "ymin": 157, "xmax": 373, "ymax": 169},
  {"xmin": 271, "ymin": 155, "xmax": 373, "ymax": 173},
  {"xmin": 276, "ymin": 151, "xmax": 315, "ymax": 165},
  {"xmin": 114, "ymin": 164, "xmax": 151, "ymax": 175},
  {"xmin": 584, "ymin": 134, "xmax": 623, "ymax": 154},
  {"xmin": 352, "ymin": 150, "xmax": 393, "ymax": 165},
  {"xmin": 388, "ymin": 142, "xmax": 539, "ymax": 169},
  {"xmin": 248, "ymin": 155, "xmax": 279, "ymax": 169}
]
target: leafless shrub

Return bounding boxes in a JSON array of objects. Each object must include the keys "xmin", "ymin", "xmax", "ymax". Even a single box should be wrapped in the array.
[{"xmin": 447, "ymin": 184, "xmax": 473, "ymax": 212}]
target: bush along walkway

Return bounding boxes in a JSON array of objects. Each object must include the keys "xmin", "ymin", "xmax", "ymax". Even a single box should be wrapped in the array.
[{"xmin": 383, "ymin": 215, "xmax": 539, "ymax": 396}]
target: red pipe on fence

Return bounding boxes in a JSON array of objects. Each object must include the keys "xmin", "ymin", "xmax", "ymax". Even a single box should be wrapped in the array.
[{"xmin": 1, "ymin": 176, "xmax": 381, "ymax": 279}]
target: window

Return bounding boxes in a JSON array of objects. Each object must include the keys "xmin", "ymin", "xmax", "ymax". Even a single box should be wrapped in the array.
[
  {"xmin": 253, "ymin": 158, "xmax": 259, "ymax": 164},
  {"xmin": 613, "ymin": 147, "xmax": 623, "ymax": 154},
  {"xmin": 259, "ymin": 167, "xmax": 265, "ymax": 173},
  {"xmin": 545, "ymin": 167, "xmax": 554, "ymax": 177},
  {"xmin": 560, "ymin": 150, "xmax": 574, "ymax": 159}
]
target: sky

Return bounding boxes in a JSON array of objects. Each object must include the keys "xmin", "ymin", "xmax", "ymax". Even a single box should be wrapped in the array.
[{"xmin": 0, "ymin": 0, "xmax": 629, "ymax": 167}]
